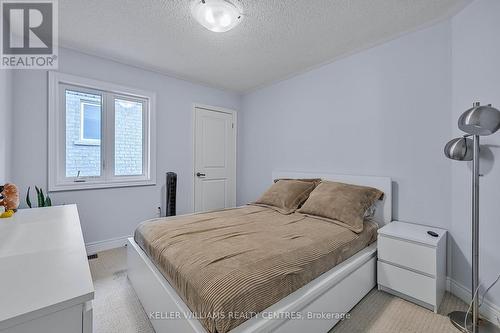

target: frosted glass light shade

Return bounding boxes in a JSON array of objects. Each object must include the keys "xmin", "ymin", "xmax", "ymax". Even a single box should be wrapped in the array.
[{"xmin": 191, "ymin": 0, "xmax": 241, "ymax": 33}]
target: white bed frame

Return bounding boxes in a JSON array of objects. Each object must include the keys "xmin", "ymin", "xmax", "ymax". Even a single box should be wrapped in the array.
[{"xmin": 127, "ymin": 171, "xmax": 392, "ymax": 333}]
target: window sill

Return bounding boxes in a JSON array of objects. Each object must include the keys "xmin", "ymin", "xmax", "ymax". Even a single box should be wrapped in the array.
[
  {"xmin": 49, "ymin": 179, "xmax": 156, "ymax": 192},
  {"xmin": 74, "ymin": 139, "xmax": 101, "ymax": 146}
]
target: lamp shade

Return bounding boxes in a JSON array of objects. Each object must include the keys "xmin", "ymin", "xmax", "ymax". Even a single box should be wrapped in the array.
[
  {"xmin": 458, "ymin": 104, "xmax": 500, "ymax": 136},
  {"xmin": 444, "ymin": 137, "xmax": 473, "ymax": 161}
]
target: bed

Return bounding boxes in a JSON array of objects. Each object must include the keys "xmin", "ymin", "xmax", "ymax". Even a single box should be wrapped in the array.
[{"xmin": 127, "ymin": 171, "xmax": 392, "ymax": 333}]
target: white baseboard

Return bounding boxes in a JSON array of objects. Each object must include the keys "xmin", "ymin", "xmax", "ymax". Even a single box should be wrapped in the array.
[
  {"xmin": 446, "ymin": 277, "xmax": 500, "ymax": 326},
  {"xmin": 85, "ymin": 235, "xmax": 130, "ymax": 255}
]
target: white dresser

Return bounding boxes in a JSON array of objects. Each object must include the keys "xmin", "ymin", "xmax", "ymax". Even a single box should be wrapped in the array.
[
  {"xmin": 377, "ymin": 221, "xmax": 447, "ymax": 312},
  {"xmin": 0, "ymin": 205, "xmax": 94, "ymax": 333}
]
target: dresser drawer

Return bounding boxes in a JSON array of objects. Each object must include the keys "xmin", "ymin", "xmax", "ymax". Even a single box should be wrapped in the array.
[
  {"xmin": 378, "ymin": 235, "xmax": 436, "ymax": 275},
  {"xmin": 378, "ymin": 261, "xmax": 436, "ymax": 306}
]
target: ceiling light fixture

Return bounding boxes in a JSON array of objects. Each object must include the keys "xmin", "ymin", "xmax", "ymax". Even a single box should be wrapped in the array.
[{"xmin": 191, "ymin": 0, "xmax": 242, "ymax": 33}]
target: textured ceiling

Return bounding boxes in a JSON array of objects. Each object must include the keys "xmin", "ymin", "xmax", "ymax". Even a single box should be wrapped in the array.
[{"xmin": 59, "ymin": 0, "xmax": 470, "ymax": 92}]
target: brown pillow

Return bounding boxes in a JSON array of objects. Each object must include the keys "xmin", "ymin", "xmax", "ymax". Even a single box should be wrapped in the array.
[
  {"xmin": 297, "ymin": 181, "xmax": 384, "ymax": 233},
  {"xmin": 253, "ymin": 179, "xmax": 317, "ymax": 214}
]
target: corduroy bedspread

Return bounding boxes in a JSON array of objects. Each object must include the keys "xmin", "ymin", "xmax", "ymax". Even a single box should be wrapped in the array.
[{"xmin": 134, "ymin": 205, "xmax": 377, "ymax": 333}]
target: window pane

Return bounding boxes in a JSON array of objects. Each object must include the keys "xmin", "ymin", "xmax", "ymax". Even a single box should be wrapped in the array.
[
  {"xmin": 82, "ymin": 103, "xmax": 101, "ymax": 140},
  {"xmin": 65, "ymin": 90, "xmax": 102, "ymax": 178},
  {"xmin": 115, "ymin": 98, "xmax": 143, "ymax": 176}
]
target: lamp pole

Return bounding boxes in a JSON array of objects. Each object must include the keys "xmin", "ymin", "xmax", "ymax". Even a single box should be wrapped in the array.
[
  {"xmin": 445, "ymin": 102, "xmax": 500, "ymax": 333},
  {"xmin": 448, "ymin": 132, "xmax": 497, "ymax": 333},
  {"xmin": 472, "ymin": 133, "xmax": 480, "ymax": 333}
]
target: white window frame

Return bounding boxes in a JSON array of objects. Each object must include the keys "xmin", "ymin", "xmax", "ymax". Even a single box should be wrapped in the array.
[
  {"xmin": 76, "ymin": 100, "xmax": 101, "ymax": 145},
  {"xmin": 48, "ymin": 72, "xmax": 157, "ymax": 191}
]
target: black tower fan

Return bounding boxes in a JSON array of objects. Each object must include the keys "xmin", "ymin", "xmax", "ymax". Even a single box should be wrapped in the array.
[{"xmin": 165, "ymin": 172, "xmax": 177, "ymax": 216}]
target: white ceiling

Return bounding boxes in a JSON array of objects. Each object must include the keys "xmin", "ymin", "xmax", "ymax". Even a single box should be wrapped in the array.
[{"xmin": 59, "ymin": 0, "xmax": 470, "ymax": 93}]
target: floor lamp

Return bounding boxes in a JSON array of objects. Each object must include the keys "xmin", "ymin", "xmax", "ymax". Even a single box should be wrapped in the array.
[{"xmin": 444, "ymin": 102, "xmax": 500, "ymax": 333}]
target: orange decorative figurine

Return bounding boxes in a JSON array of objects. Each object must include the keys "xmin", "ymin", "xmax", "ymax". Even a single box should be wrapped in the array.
[{"xmin": 0, "ymin": 183, "xmax": 20, "ymax": 218}]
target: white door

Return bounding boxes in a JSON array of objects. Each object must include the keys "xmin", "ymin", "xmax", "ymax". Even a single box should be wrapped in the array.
[{"xmin": 194, "ymin": 106, "xmax": 236, "ymax": 212}]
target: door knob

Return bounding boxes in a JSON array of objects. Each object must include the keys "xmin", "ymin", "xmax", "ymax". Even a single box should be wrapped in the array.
[{"xmin": 196, "ymin": 172, "xmax": 206, "ymax": 177}]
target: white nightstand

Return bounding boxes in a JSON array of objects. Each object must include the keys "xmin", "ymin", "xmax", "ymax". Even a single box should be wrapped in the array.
[{"xmin": 377, "ymin": 221, "xmax": 447, "ymax": 313}]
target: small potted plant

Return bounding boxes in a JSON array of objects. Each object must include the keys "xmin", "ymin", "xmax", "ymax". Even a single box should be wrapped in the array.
[{"xmin": 26, "ymin": 186, "xmax": 52, "ymax": 208}]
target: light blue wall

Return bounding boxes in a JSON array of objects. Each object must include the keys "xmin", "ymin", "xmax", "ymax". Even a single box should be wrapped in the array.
[
  {"xmin": 237, "ymin": 0, "xmax": 500, "ymax": 308},
  {"xmin": 238, "ymin": 21, "xmax": 453, "ymax": 230},
  {"xmin": 10, "ymin": 47, "xmax": 241, "ymax": 244},
  {"xmin": 451, "ymin": 0, "xmax": 500, "ymax": 308},
  {"xmin": 0, "ymin": 70, "xmax": 13, "ymax": 184}
]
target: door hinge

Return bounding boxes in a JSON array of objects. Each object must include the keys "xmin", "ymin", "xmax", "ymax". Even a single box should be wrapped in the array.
[{"xmin": 232, "ymin": 123, "xmax": 234, "ymax": 129}]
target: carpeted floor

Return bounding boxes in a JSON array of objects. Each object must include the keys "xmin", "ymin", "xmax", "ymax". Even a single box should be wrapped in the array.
[{"xmin": 89, "ymin": 247, "xmax": 467, "ymax": 333}]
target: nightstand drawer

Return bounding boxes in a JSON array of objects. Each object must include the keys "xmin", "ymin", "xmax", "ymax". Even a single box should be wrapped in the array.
[
  {"xmin": 378, "ymin": 235, "xmax": 436, "ymax": 275},
  {"xmin": 378, "ymin": 261, "xmax": 435, "ymax": 306}
]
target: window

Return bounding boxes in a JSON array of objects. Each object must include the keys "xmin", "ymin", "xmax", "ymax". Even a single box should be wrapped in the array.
[
  {"xmin": 114, "ymin": 98, "xmax": 144, "ymax": 176},
  {"xmin": 49, "ymin": 72, "xmax": 156, "ymax": 191},
  {"xmin": 80, "ymin": 100, "xmax": 101, "ymax": 143}
]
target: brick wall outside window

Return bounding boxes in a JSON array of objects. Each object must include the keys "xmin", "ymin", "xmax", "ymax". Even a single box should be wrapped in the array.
[{"xmin": 65, "ymin": 91, "xmax": 143, "ymax": 177}]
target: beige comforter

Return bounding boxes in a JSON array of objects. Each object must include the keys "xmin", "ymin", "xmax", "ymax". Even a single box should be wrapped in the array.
[{"xmin": 134, "ymin": 205, "xmax": 377, "ymax": 333}]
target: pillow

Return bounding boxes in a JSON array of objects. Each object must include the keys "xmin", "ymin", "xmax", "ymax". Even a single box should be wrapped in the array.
[
  {"xmin": 364, "ymin": 203, "xmax": 377, "ymax": 219},
  {"xmin": 253, "ymin": 179, "xmax": 318, "ymax": 214},
  {"xmin": 297, "ymin": 181, "xmax": 384, "ymax": 233}
]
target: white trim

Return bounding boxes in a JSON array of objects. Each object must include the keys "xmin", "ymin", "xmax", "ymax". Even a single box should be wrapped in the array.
[
  {"xmin": 85, "ymin": 235, "xmax": 130, "ymax": 255},
  {"xmin": 193, "ymin": 103, "xmax": 237, "ymax": 116},
  {"xmin": 49, "ymin": 71, "xmax": 156, "ymax": 98},
  {"xmin": 191, "ymin": 103, "xmax": 237, "ymax": 213},
  {"xmin": 446, "ymin": 277, "xmax": 500, "ymax": 326},
  {"xmin": 48, "ymin": 71, "xmax": 157, "ymax": 192}
]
